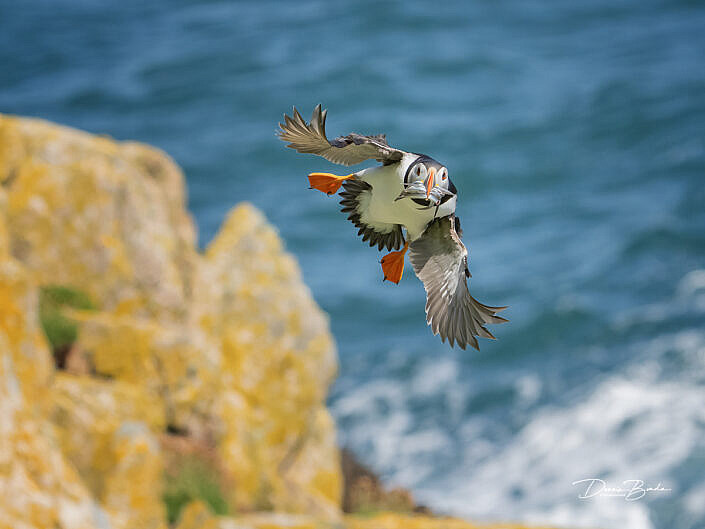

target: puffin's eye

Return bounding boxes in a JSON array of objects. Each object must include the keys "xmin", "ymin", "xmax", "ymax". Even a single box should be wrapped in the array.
[
  {"xmin": 439, "ymin": 168, "xmax": 447, "ymax": 180},
  {"xmin": 414, "ymin": 164, "xmax": 427, "ymax": 179}
]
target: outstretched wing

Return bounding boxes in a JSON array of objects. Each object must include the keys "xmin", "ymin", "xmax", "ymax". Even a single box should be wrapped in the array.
[
  {"xmin": 278, "ymin": 104, "xmax": 406, "ymax": 166},
  {"xmin": 408, "ymin": 216, "xmax": 507, "ymax": 350},
  {"xmin": 339, "ymin": 179, "xmax": 405, "ymax": 251}
]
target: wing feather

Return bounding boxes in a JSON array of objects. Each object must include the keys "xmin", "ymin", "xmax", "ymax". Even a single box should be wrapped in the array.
[
  {"xmin": 409, "ymin": 216, "xmax": 507, "ymax": 350},
  {"xmin": 339, "ymin": 179, "xmax": 404, "ymax": 251},
  {"xmin": 278, "ymin": 105, "xmax": 405, "ymax": 166}
]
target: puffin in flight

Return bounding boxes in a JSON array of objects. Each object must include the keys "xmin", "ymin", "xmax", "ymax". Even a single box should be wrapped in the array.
[{"xmin": 278, "ymin": 105, "xmax": 507, "ymax": 350}]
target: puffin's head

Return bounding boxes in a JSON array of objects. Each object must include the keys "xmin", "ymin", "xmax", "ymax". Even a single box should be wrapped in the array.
[{"xmin": 404, "ymin": 154, "xmax": 454, "ymax": 205}]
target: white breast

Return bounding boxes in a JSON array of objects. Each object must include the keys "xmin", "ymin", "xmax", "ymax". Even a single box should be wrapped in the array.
[{"xmin": 356, "ymin": 159, "xmax": 457, "ymax": 241}]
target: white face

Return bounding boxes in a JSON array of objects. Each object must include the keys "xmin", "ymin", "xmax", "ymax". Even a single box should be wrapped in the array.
[
  {"xmin": 407, "ymin": 159, "xmax": 450, "ymax": 194},
  {"xmin": 408, "ymin": 161, "xmax": 428, "ymax": 184},
  {"xmin": 435, "ymin": 166, "xmax": 449, "ymax": 191}
]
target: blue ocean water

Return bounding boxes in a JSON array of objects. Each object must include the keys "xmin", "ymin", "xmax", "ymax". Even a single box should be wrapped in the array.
[{"xmin": 2, "ymin": 1, "xmax": 704, "ymax": 527}]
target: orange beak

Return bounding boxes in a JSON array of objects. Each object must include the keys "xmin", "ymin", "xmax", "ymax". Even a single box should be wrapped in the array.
[{"xmin": 425, "ymin": 168, "xmax": 436, "ymax": 198}]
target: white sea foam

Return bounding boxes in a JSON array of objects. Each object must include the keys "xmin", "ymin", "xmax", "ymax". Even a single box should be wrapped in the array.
[
  {"xmin": 332, "ymin": 329, "xmax": 705, "ymax": 529},
  {"xmin": 412, "ymin": 356, "xmax": 458, "ymax": 397},
  {"xmin": 515, "ymin": 373, "xmax": 542, "ymax": 406},
  {"xmin": 420, "ymin": 369, "xmax": 705, "ymax": 528},
  {"xmin": 426, "ymin": 330, "xmax": 705, "ymax": 528},
  {"xmin": 678, "ymin": 269, "xmax": 705, "ymax": 297}
]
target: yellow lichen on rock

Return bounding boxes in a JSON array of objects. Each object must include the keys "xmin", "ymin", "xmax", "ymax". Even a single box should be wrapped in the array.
[
  {"xmin": 102, "ymin": 422, "xmax": 166, "ymax": 529},
  {"xmin": 1, "ymin": 114, "xmax": 198, "ymax": 322},
  {"xmin": 0, "ymin": 189, "xmax": 8, "ymax": 258},
  {"xmin": 73, "ymin": 312, "xmax": 220, "ymax": 431},
  {"xmin": 52, "ymin": 372, "xmax": 166, "ymax": 529},
  {"xmin": 0, "ymin": 256, "xmax": 112, "ymax": 529},
  {"xmin": 1, "ymin": 114, "xmax": 343, "ymax": 527},
  {"xmin": 0, "ymin": 258, "xmax": 53, "ymax": 405},
  {"xmin": 346, "ymin": 513, "xmax": 559, "ymax": 529},
  {"xmin": 0, "ymin": 115, "xmax": 26, "ymax": 184},
  {"xmin": 0, "ymin": 176, "xmax": 52, "ymax": 400},
  {"xmin": 202, "ymin": 204, "xmax": 340, "ymax": 518},
  {"xmin": 173, "ymin": 501, "xmax": 220, "ymax": 529}
]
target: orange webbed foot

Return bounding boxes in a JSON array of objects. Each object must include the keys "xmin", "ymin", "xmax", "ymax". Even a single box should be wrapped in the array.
[
  {"xmin": 308, "ymin": 172, "xmax": 355, "ymax": 195},
  {"xmin": 380, "ymin": 241, "xmax": 409, "ymax": 284}
]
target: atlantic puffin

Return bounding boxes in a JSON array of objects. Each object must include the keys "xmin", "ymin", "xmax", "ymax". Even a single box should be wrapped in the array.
[{"xmin": 278, "ymin": 105, "xmax": 507, "ymax": 350}]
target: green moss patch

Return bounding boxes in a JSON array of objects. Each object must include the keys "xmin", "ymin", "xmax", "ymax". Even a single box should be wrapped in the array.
[
  {"xmin": 39, "ymin": 285, "xmax": 95, "ymax": 367},
  {"xmin": 163, "ymin": 457, "xmax": 229, "ymax": 524}
]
